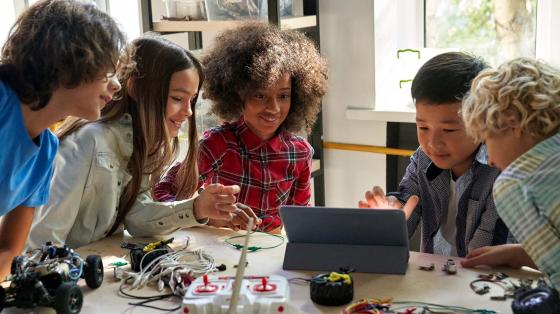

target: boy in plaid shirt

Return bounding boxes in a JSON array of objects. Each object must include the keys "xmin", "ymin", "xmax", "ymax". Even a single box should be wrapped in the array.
[
  {"xmin": 461, "ymin": 58, "xmax": 560, "ymax": 292},
  {"xmin": 358, "ymin": 52, "xmax": 511, "ymax": 257},
  {"xmin": 154, "ymin": 22, "xmax": 328, "ymax": 232}
]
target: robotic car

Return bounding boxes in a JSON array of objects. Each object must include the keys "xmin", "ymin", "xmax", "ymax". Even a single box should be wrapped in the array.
[{"xmin": 0, "ymin": 242, "xmax": 104, "ymax": 314}]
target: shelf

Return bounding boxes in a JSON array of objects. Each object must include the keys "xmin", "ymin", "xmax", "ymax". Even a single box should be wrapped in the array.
[{"xmin": 153, "ymin": 15, "xmax": 317, "ymax": 33}]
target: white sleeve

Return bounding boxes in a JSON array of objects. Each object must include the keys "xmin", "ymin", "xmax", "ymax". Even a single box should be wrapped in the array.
[
  {"xmin": 124, "ymin": 186, "xmax": 207, "ymax": 237},
  {"xmin": 26, "ymin": 132, "xmax": 96, "ymax": 249}
]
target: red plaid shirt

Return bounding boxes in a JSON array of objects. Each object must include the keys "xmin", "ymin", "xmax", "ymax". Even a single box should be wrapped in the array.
[{"xmin": 154, "ymin": 118, "xmax": 313, "ymax": 231}]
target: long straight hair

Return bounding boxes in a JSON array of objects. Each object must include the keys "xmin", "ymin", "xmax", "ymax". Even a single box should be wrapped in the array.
[{"xmin": 57, "ymin": 36, "xmax": 204, "ymax": 236}]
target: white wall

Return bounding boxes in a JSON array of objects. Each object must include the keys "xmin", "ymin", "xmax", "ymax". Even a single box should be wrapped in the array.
[{"xmin": 319, "ymin": 0, "xmax": 387, "ymax": 207}]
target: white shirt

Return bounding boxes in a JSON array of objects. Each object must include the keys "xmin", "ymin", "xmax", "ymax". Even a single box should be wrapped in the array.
[
  {"xmin": 27, "ymin": 115, "xmax": 205, "ymax": 249},
  {"xmin": 434, "ymin": 177, "xmax": 458, "ymax": 256}
]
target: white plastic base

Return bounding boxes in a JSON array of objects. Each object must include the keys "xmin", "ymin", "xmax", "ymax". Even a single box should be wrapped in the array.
[{"xmin": 182, "ymin": 275, "xmax": 289, "ymax": 314}]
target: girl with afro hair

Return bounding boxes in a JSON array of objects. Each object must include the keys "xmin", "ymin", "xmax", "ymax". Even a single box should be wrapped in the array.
[{"xmin": 154, "ymin": 22, "xmax": 328, "ymax": 233}]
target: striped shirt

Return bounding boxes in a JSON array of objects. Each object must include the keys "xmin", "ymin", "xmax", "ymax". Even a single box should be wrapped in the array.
[
  {"xmin": 493, "ymin": 132, "xmax": 560, "ymax": 291},
  {"xmin": 154, "ymin": 118, "xmax": 313, "ymax": 231},
  {"xmin": 389, "ymin": 145, "xmax": 512, "ymax": 257}
]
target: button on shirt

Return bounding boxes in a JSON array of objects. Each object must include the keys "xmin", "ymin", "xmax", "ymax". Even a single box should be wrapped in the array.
[{"xmin": 154, "ymin": 118, "xmax": 313, "ymax": 231}]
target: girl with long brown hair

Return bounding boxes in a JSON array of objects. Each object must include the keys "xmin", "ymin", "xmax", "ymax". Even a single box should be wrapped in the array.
[{"xmin": 27, "ymin": 36, "xmax": 241, "ymax": 249}]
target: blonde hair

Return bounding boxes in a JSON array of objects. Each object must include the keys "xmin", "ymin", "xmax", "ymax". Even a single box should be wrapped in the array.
[{"xmin": 462, "ymin": 57, "xmax": 560, "ymax": 142}]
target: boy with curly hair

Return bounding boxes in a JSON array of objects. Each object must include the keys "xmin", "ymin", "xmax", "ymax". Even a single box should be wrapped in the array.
[
  {"xmin": 154, "ymin": 22, "xmax": 328, "ymax": 232},
  {"xmin": 0, "ymin": 0, "xmax": 126, "ymax": 277},
  {"xmin": 359, "ymin": 52, "xmax": 512, "ymax": 257},
  {"xmin": 461, "ymin": 58, "xmax": 560, "ymax": 292}
]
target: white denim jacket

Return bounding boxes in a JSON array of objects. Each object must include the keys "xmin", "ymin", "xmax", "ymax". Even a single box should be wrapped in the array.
[{"xmin": 27, "ymin": 114, "xmax": 205, "ymax": 249}]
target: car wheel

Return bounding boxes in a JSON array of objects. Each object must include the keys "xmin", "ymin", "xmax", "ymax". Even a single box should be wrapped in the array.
[
  {"xmin": 10, "ymin": 256, "xmax": 26, "ymax": 275},
  {"xmin": 54, "ymin": 283, "xmax": 83, "ymax": 314},
  {"xmin": 84, "ymin": 255, "xmax": 104, "ymax": 289},
  {"xmin": 512, "ymin": 286, "xmax": 560, "ymax": 314},
  {"xmin": 0, "ymin": 286, "xmax": 6, "ymax": 311}
]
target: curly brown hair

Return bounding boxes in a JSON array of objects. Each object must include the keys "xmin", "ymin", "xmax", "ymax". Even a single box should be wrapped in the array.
[
  {"xmin": 202, "ymin": 22, "xmax": 328, "ymax": 133},
  {"xmin": 0, "ymin": 0, "xmax": 127, "ymax": 110}
]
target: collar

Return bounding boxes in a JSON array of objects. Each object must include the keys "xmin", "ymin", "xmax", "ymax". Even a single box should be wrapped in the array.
[
  {"xmin": 234, "ymin": 117, "xmax": 284, "ymax": 152},
  {"xmin": 425, "ymin": 144, "xmax": 488, "ymax": 181}
]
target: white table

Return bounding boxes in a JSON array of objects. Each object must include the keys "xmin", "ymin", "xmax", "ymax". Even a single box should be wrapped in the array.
[{"xmin": 4, "ymin": 226, "xmax": 541, "ymax": 313}]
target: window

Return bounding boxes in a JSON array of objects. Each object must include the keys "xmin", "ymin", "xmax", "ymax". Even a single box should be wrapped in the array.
[
  {"xmin": 0, "ymin": 1, "xmax": 16, "ymax": 50},
  {"xmin": 425, "ymin": 0, "xmax": 537, "ymax": 67},
  {"xmin": 0, "ymin": 0, "xmax": 141, "ymax": 54},
  {"xmin": 369, "ymin": 0, "xmax": 546, "ymax": 115}
]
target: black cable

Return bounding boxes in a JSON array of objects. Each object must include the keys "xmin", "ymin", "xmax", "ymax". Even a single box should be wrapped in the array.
[
  {"xmin": 118, "ymin": 277, "xmax": 181, "ymax": 311},
  {"xmin": 127, "ymin": 295, "xmax": 181, "ymax": 312},
  {"xmin": 288, "ymin": 277, "xmax": 312, "ymax": 285}
]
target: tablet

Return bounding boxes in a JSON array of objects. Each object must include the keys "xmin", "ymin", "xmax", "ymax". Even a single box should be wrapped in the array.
[{"xmin": 279, "ymin": 206, "xmax": 409, "ymax": 274}]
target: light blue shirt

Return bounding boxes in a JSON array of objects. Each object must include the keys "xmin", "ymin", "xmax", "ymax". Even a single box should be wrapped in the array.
[
  {"xmin": 0, "ymin": 81, "xmax": 58, "ymax": 216},
  {"xmin": 493, "ymin": 132, "xmax": 560, "ymax": 291}
]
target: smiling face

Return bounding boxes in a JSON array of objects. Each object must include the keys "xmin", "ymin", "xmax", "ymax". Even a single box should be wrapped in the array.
[
  {"xmin": 416, "ymin": 101, "xmax": 480, "ymax": 177},
  {"xmin": 165, "ymin": 68, "xmax": 200, "ymax": 138},
  {"xmin": 242, "ymin": 73, "xmax": 291, "ymax": 141},
  {"xmin": 54, "ymin": 72, "xmax": 121, "ymax": 121}
]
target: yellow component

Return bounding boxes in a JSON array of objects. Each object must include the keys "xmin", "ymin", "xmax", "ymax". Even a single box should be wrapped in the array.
[
  {"xmin": 143, "ymin": 239, "xmax": 166, "ymax": 253},
  {"xmin": 327, "ymin": 272, "xmax": 352, "ymax": 285}
]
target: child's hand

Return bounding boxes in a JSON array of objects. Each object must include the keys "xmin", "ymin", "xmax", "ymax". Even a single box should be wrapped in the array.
[
  {"xmin": 207, "ymin": 203, "xmax": 262, "ymax": 231},
  {"xmin": 461, "ymin": 244, "xmax": 537, "ymax": 269},
  {"xmin": 358, "ymin": 186, "xmax": 419, "ymax": 219},
  {"xmin": 193, "ymin": 184, "xmax": 240, "ymax": 221}
]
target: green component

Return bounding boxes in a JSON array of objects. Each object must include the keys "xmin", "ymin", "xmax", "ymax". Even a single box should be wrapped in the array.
[{"xmin": 110, "ymin": 261, "xmax": 128, "ymax": 267}]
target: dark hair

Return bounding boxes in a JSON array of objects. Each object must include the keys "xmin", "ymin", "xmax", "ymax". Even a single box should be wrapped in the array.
[
  {"xmin": 202, "ymin": 22, "xmax": 328, "ymax": 133},
  {"xmin": 411, "ymin": 52, "xmax": 488, "ymax": 104},
  {"xmin": 57, "ymin": 36, "xmax": 204, "ymax": 236},
  {"xmin": 0, "ymin": 0, "xmax": 127, "ymax": 110}
]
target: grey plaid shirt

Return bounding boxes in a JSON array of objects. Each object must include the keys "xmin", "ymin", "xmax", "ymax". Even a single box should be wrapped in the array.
[{"xmin": 389, "ymin": 146, "xmax": 512, "ymax": 257}]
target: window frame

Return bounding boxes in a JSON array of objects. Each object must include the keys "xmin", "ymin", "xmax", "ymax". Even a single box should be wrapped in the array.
[{"xmin": 346, "ymin": 0, "xmax": 557, "ymax": 122}]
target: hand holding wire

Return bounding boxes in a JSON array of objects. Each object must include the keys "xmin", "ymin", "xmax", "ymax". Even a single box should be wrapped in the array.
[{"xmin": 193, "ymin": 184, "xmax": 240, "ymax": 221}]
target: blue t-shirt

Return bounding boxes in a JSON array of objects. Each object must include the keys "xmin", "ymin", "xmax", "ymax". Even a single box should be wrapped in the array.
[{"xmin": 0, "ymin": 81, "xmax": 59, "ymax": 216}]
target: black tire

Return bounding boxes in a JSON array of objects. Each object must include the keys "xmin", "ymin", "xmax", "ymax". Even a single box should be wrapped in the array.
[
  {"xmin": 0, "ymin": 286, "xmax": 5, "ymax": 311},
  {"xmin": 84, "ymin": 255, "xmax": 103, "ymax": 289},
  {"xmin": 10, "ymin": 256, "xmax": 26, "ymax": 275},
  {"xmin": 512, "ymin": 286, "xmax": 560, "ymax": 314},
  {"xmin": 54, "ymin": 283, "xmax": 83, "ymax": 314}
]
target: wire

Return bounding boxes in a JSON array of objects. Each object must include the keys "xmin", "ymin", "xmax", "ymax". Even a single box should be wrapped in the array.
[
  {"xmin": 391, "ymin": 301, "xmax": 497, "ymax": 314},
  {"xmin": 255, "ymin": 214, "xmax": 276, "ymax": 232},
  {"xmin": 224, "ymin": 231, "xmax": 284, "ymax": 252},
  {"xmin": 343, "ymin": 298, "xmax": 497, "ymax": 314},
  {"xmin": 288, "ymin": 277, "xmax": 312, "ymax": 285},
  {"xmin": 119, "ymin": 277, "xmax": 181, "ymax": 311}
]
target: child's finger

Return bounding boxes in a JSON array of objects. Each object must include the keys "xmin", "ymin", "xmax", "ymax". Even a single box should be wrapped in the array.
[
  {"xmin": 402, "ymin": 195, "xmax": 419, "ymax": 212},
  {"xmin": 205, "ymin": 183, "xmax": 240, "ymax": 195},
  {"xmin": 372, "ymin": 186, "xmax": 387, "ymax": 205},
  {"xmin": 358, "ymin": 200, "xmax": 370, "ymax": 208},
  {"xmin": 232, "ymin": 208, "xmax": 250, "ymax": 225},
  {"xmin": 236, "ymin": 203, "xmax": 261, "ymax": 225},
  {"xmin": 215, "ymin": 203, "xmax": 238, "ymax": 215},
  {"xmin": 210, "ymin": 209, "xmax": 234, "ymax": 221},
  {"xmin": 212, "ymin": 194, "xmax": 237, "ymax": 205},
  {"xmin": 461, "ymin": 253, "xmax": 492, "ymax": 268},
  {"xmin": 365, "ymin": 190, "xmax": 378, "ymax": 207},
  {"xmin": 465, "ymin": 246, "xmax": 490, "ymax": 259}
]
